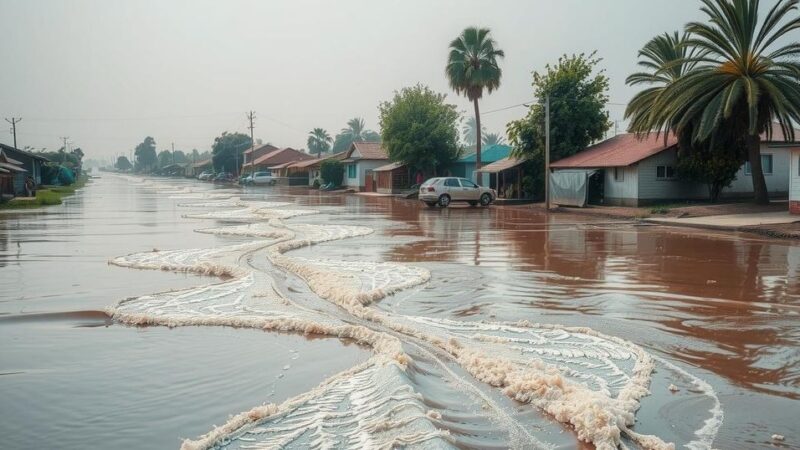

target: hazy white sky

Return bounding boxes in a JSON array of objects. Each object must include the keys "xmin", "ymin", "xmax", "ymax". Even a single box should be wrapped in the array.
[{"xmin": 0, "ymin": 0, "xmax": 710, "ymax": 160}]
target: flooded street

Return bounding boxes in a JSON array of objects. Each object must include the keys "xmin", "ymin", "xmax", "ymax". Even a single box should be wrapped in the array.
[{"xmin": 1, "ymin": 176, "xmax": 798, "ymax": 449}]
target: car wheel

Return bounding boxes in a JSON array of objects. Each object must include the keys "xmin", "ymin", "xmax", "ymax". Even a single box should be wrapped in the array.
[
  {"xmin": 424, "ymin": 202, "xmax": 437, "ymax": 208},
  {"xmin": 438, "ymin": 195, "xmax": 451, "ymax": 207},
  {"xmin": 480, "ymin": 193, "xmax": 492, "ymax": 206},
  {"xmin": 468, "ymin": 201, "xmax": 477, "ymax": 207}
]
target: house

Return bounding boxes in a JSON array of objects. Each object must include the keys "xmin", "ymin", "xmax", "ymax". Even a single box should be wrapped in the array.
[
  {"xmin": 374, "ymin": 162, "xmax": 411, "ymax": 194},
  {"xmin": 791, "ymin": 147, "xmax": 800, "ymax": 214},
  {"xmin": 550, "ymin": 127, "xmax": 799, "ymax": 207},
  {"xmin": 286, "ymin": 152, "xmax": 348, "ymax": 186},
  {"xmin": 1, "ymin": 144, "xmax": 48, "ymax": 186},
  {"xmin": 242, "ymin": 143, "xmax": 278, "ymax": 169},
  {"xmin": 342, "ymin": 142, "xmax": 389, "ymax": 192},
  {"xmin": 189, "ymin": 159, "xmax": 213, "ymax": 177},
  {"xmin": 449, "ymin": 144, "xmax": 512, "ymax": 185},
  {"xmin": 477, "ymin": 157, "xmax": 527, "ymax": 200},
  {"xmin": 251, "ymin": 147, "xmax": 313, "ymax": 176},
  {"xmin": 0, "ymin": 148, "xmax": 29, "ymax": 197}
]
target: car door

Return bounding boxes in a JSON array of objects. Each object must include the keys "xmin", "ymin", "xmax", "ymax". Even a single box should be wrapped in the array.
[
  {"xmin": 443, "ymin": 178, "xmax": 461, "ymax": 200},
  {"xmin": 460, "ymin": 178, "xmax": 480, "ymax": 200}
]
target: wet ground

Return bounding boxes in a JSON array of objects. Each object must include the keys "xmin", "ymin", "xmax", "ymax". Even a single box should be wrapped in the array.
[{"xmin": 1, "ymin": 175, "xmax": 798, "ymax": 449}]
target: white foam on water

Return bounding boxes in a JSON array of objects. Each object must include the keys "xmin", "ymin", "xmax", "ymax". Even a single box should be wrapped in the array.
[{"xmin": 107, "ymin": 181, "xmax": 723, "ymax": 449}]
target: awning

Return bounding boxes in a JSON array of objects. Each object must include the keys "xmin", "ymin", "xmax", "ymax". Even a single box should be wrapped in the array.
[
  {"xmin": 374, "ymin": 162, "xmax": 405, "ymax": 172},
  {"xmin": 550, "ymin": 169, "xmax": 598, "ymax": 207},
  {"xmin": 476, "ymin": 157, "xmax": 525, "ymax": 173}
]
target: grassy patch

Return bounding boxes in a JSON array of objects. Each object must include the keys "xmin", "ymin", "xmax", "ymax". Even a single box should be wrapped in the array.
[{"xmin": 0, "ymin": 174, "xmax": 89, "ymax": 210}]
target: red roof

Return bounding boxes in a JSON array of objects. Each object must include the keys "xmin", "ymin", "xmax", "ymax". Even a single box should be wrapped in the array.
[
  {"xmin": 345, "ymin": 142, "xmax": 388, "ymax": 161},
  {"xmin": 252, "ymin": 147, "xmax": 313, "ymax": 167},
  {"xmin": 550, "ymin": 133, "xmax": 678, "ymax": 169},
  {"xmin": 244, "ymin": 143, "xmax": 278, "ymax": 155},
  {"xmin": 288, "ymin": 152, "xmax": 348, "ymax": 169}
]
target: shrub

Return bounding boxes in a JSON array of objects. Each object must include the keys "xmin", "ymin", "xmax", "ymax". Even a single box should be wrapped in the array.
[{"xmin": 320, "ymin": 160, "xmax": 344, "ymax": 187}]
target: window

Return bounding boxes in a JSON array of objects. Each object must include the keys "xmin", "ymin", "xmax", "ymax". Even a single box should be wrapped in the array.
[
  {"xmin": 460, "ymin": 179, "xmax": 478, "ymax": 188},
  {"xmin": 656, "ymin": 165, "xmax": 676, "ymax": 180},
  {"xmin": 613, "ymin": 167, "xmax": 624, "ymax": 182},
  {"xmin": 744, "ymin": 154, "xmax": 773, "ymax": 175},
  {"xmin": 444, "ymin": 178, "xmax": 460, "ymax": 187},
  {"xmin": 347, "ymin": 164, "xmax": 356, "ymax": 178}
]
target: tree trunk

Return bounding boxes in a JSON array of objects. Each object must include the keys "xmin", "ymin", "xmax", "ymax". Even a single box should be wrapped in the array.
[
  {"xmin": 473, "ymin": 99, "xmax": 482, "ymax": 172},
  {"xmin": 747, "ymin": 134, "xmax": 769, "ymax": 205}
]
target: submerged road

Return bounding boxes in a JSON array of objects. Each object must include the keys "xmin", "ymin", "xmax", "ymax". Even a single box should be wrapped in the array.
[{"xmin": 1, "ymin": 175, "xmax": 798, "ymax": 449}]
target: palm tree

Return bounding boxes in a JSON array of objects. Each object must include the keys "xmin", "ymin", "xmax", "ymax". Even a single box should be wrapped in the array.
[
  {"xmin": 481, "ymin": 132, "xmax": 505, "ymax": 146},
  {"xmin": 625, "ymin": 31, "xmax": 701, "ymax": 136},
  {"xmin": 462, "ymin": 117, "xmax": 485, "ymax": 146},
  {"xmin": 653, "ymin": 0, "xmax": 800, "ymax": 204},
  {"xmin": 307, "ymin": 128, "xmax": 332, "ymax": 157},
  {"xmin": 342, "ymin": 117, "xmax": 366, "ymax": 141},
  {"xmin": 446, "ymin": 27, "xmax": 504, "ymax": 169}
]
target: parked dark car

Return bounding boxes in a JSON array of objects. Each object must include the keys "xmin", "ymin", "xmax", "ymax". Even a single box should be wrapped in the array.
[{"xmin": 213, "ymin": 172, "xmax": 234, "ymax": 183}]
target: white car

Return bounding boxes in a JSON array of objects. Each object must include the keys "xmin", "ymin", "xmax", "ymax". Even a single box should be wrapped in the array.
[
  {"xmin": 245, "ymin": 171, "xmax": 275, "ymax": 185},
  {"xmin": 418, "ymin": 177, "xmax": 496, "ymax": 208}
]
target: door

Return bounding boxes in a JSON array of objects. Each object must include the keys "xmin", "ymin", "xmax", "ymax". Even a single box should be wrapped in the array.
[
  {"xmin": 459, "ymin": 178, "xmax": 481, "ymax": 200},
  {"xmin": 364, "ymin": 171, "xmax": 374, "ymax": 192},
  {"xmin": 443, "ymin": 178, "xmax": 461, "ymax": 199}
]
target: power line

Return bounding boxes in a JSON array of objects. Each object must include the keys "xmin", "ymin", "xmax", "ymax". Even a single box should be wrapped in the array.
[{"xmin": 482, "ymin": 99, "xmax": 629, "ymax": 115}]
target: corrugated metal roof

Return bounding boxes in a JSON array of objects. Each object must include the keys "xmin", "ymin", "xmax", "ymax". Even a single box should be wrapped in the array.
[
  {"xmin": 477, "ymin": 157, "xmax": 525, "ymax": 173},
  {"xmin": 550, "ymin": 134, "xmax": 678, "ymax": 169},
  {"xmin": 373, "ymin": 161, "xmax": 405, "ymax": 172},
  {"xmin": 457, "ymin": 144, "xmax": 512, "ymax": 163}
]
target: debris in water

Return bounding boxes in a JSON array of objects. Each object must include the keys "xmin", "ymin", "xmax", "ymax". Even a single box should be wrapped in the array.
[
  {"xmin": 668, "ymin": 384, "xmax": 679, "ymax": 392},
  {"xmin": 772, "ymin": 434, "xmax": 785, "ymax": 441}
]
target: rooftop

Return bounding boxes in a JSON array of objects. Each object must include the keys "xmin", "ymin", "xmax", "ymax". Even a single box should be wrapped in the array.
[
  {"xmin": 457, "ymin": 144, "xmax": 512, "ymax": 164},
  {"xmin": 550, "ymin": 133, "xmax": 678, "ymax": 169},
  {"xmin": 346, "ymin": 142, "xmax": 388, "ymax": 161}
]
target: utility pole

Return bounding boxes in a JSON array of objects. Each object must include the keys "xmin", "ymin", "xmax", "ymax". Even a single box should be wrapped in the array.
[
  {"xmin": 60, "ymin": 136, "xmax": 69, "ymax": 164},
  {"xmin": 544, "ymin": 95, "xmax": 550, "ymax": 211},
  {"xmin": 171, "ymin": 142, "xmax": 175, "ymax": 164},
  {"xmin": 247, "ymin": 110, "xmax": 256, "ymax": 175},
  {"xmin": 5, "ymin": 117, "xmax": 21, "ymax": 149}
]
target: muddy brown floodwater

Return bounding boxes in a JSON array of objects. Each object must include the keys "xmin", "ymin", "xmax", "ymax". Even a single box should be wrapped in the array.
[{"xmin": 1, "ymin": 175, "xmax": 798, "ymax": 449}]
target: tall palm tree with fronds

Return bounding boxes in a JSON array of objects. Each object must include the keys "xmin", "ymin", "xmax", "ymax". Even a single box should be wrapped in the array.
[
  {"xmin": 481, "ymin": 132, "xmax": 505, "ymax": 146},
  {"xmin": 307, "ymin": 128, "xmax": 332, "ymax": 157},
  {"xmin": 462, "ymin": 116, "xmax": 485, "ymax": 146},
  {"xmin": 446, "ymin": 27, "xmax": 504, "ymax": 169},
  {"xmin": 625, "ymin": 31, "xmax": 702, "ymax": 136},
  {"xmin": 653, "ymin": 0, "xmax": 800, "ymax": 204},
  {"xmin": 342, "ymin": 118, "xmax": 367, "ymax": 141}
]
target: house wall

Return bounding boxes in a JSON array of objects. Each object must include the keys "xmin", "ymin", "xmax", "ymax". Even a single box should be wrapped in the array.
[
  {"xmin": 637, "ymin": 148, "xmax": 706, "ymax": 201},
  {"xmin": 790, "ymin": 148, "xmax": 800, "ymax": 214},
  {"xmin": 724, "ymin": 144, "xmax": 790, "ymax": 196},
  {"xmin": 603, "ymin": 165, "xmax": 639, "ymax": 206},
  {"xmin": 345, "ymin": 160, "xmax": 386, "ymax": 190}
]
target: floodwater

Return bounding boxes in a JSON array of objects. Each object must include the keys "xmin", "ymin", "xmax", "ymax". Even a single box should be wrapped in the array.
[{"xmin": 1, "ymin": 175, "xmax": 798, "ymax": 449}]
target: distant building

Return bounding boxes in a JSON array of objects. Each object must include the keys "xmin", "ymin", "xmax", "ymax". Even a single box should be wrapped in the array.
[
  {"xmin": 189, "ymin": 159, "xmax": 212, "ymax": 177},
  {"xmin": 341, "ymin": 142, "xmax": 389, "ymax": 192},
  {"xmin": 0, "ymin": 144, "xmax": 48, "ymax": 186},
  {"xmin": 251, "ymin": 148, "xmax": 313, "ymax": 176},
  {"xmin": 449, "ymin": 144, "xmax": 512, "ymax": 185},
  {"xmin": 242, "ymin": 143, "xmax": 278, "ymax": 169},
  {"xmin": 550, "ymin": 126, "xmax": 799, "ymax": 207},
  {"xmin": 374, "ymin": 162, "xmax": 410, "ymax": 194},
  {"xmin": 0, "ymin": 147, "xmax": 30, "ymax": 198},
  {"xmin": 285, "ymin": 152, "xmax": 348, "ymax": 186}
]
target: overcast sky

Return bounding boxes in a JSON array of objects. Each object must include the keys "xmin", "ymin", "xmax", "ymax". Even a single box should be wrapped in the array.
[{"xmin": 0, "ymin": 0, "xmax": 711, "ymax": 161}]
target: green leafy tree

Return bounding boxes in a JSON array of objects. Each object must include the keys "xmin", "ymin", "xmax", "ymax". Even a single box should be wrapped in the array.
[
  {"xmin": 211, "ymin": 132, "xmax": 252, "ymax": 174},
  {"xmin": 157, "ymin": 150, "xmax": 173, "ymax": 168},
  {"xmin": 134, "ymin": 136, "xmax": 157, "ymax": 173},
  {"xmin": 640, "ymin": 0, "xmax": 800, "ymax": 204},
  {"xmin": 446, "ymin": 27, "xmax": 504, "ymax": 169},
  {"xmin": 331, "ymin": 118, "xmax": 380, "ymax": 152},
  {"xmin": 307, "ymin": 128, "xmax": 332, "ymax": 156},
  {"xmin": 320, "ymin": 159, "xmax": 344, "ymax": 186},
  {"xmin": 676, "ymin": 138, "xmax": 743, "ymax": 202},
  {"xmin": 115, "ymin": 156, "xmax": 133, "ymax": 171},
  {"xmin": 172, "ymin": 150, "xmax": 188, "ymax": 164},
  {"xmin": 508, "ymin": 52, "xmax": 610, "ymax": 166},
  {"xmin": 379, "ymin": 84, "xmax": 461, "ymax": 176}
]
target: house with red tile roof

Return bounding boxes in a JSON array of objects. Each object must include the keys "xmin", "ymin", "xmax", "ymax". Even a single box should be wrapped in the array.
[
  {"xmin": 251, "ymin": 147, "xmax": 313, "ymax": 175},
  {"xmin": 341, "ymin": 142, "xmax": 389, "ymax": 192},
  {"xmin": 242, "ymin": 143, "xmax": 278, "ymax": 168},
  {"xmin": 551, "ymin": 127, "xmax": 799, "ymax": 207},
  {"xmin": 284, "ymin": 152, "xmax": 348, "ymax": 186}
]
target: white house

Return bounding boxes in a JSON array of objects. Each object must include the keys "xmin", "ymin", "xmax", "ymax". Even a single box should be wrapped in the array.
[
  {"xmin": 342, "ymin": 142, "xmax": 389, "ymax": 192},
  {"xmin": 791, "ymin": 147, "xmax": 800, "ymax": 215},
  {"xmin": 550, "ymin": 125, "xmax": 799, "ymax": 207}
]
